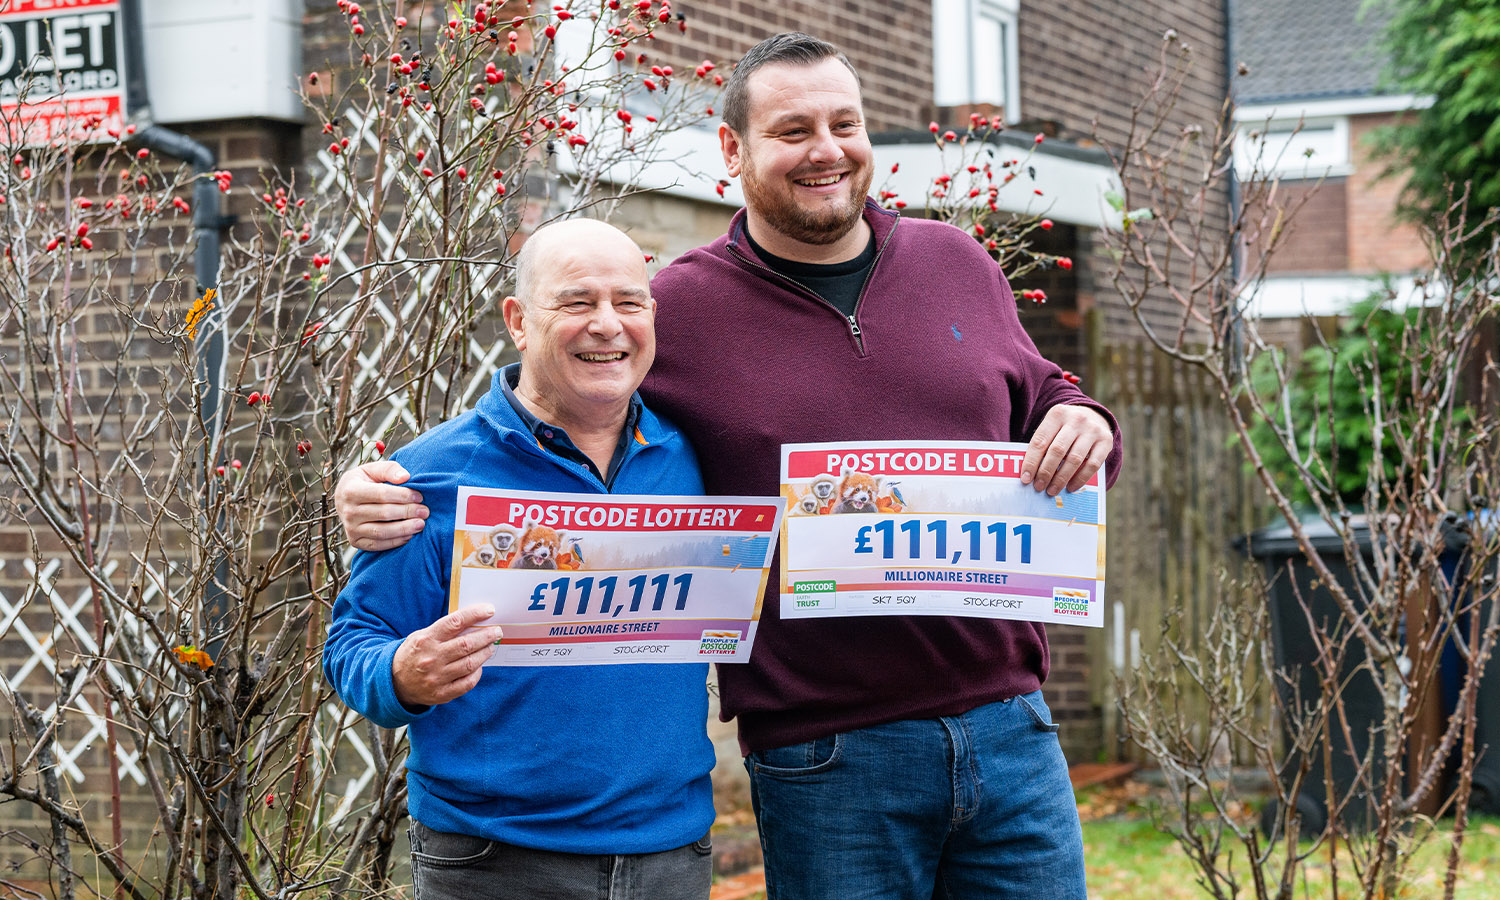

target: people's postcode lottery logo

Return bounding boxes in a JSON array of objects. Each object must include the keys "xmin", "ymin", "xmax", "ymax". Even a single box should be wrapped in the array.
[
  {"xmin": 698, "ymin": 630, "xmax": 742, "ymax": 655},
  {"xmin": 1052, "ymin": 587, "xmax": 1091, "ymax": 617}
]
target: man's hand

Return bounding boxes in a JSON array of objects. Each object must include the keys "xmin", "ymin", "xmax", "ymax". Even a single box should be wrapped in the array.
[
  {"xmin": 335, "ymin": 461, "xmax": 430, "ymax": 551},
  {"xmin": 392, "ymin": 605, "xmax": 505, "ymax": 707},
  {"xmin": 1020, "ymin": 405, "xmax": 1113, "ymax": 497}
]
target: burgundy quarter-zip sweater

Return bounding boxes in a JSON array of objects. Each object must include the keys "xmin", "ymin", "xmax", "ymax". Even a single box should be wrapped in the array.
[{"xmin": 642, "ymin": 200, "xmax": 1124, "ymax": 753}]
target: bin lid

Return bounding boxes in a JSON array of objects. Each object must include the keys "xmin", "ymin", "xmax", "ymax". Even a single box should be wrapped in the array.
[{"xmin": 1237, "ymin": 511, "xmax": 1481, "ymax": 558}]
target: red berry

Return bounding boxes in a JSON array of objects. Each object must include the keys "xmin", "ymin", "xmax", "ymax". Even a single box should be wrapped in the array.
[
  {"xmin": 544, "ymin": 25, "xmax": 556, "ymax": 38},
  {"xmin": 1034, "ymin": 133, "xmax": 1045, "ymax": 144},
  {"xmin": 76, "ymin": 223, "xmax": 89, "ymax": 237},
  {"xmin": 928, "ymin": 121, "xmax": 939, "ymax": 134},
  {"xmin": 395, "ymin": 16, "xmax": 408, "ymax": 27},
  {"xmin": 76, "ymin": 197, "xmax": 92, "ymax": 208},
  {"xmin": 1039, "ymin": 219, "xmax": 1053, "ymax": 230},
  {"xmin": 374, "ymin": 440, "xmax": 386, "ymax": 455},
  {"xmin": 79, "ymin": 237, "xmax": 93, "ymax": 250},
  {"xmin": 216, "ymin": 466, "xmax": 226, "ymax": 477},
  {"xmin": 329, "ymin": 143, "xmax": 341, "ymax": 155},
  {"xmin": 247, "ymin": 391, "xmax": 261, "ymax": 405},
  {"xmin": 45, "ymin": 237, "xmax": 60, "ymax": 252},
  {"xmin": 1058, "ymin": 257, "xmax": 1073, "ymax": 270},
  {"xmin": 231, "ymin": 459, "xmax": 243, "ymax": 470},
  {"xmin": 136, "ymin": 148, "xmax": 150, "ymax": 159}
]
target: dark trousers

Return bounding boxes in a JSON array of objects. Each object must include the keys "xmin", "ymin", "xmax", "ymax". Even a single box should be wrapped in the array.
[{"xmin": 409, "ymin": 822, "xmax": 712, "ymax": 900}]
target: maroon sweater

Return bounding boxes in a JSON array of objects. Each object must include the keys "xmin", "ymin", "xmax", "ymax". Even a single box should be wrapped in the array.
[{"xmin": 642, "ymin": 201, "xmax": 1124, "ymax": 752}]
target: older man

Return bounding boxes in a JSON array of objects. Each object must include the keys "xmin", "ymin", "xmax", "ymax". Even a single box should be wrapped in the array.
[
  {"xmin": 323, "ymin": 219, "xmax": 714, "ymax": 900},
  {"xmin": 338, "ymin": 33, "xmax": 1122, "ymax": 900}
]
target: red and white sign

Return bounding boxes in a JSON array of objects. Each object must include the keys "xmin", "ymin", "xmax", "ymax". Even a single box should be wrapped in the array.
[
  {"xmin": 0, "ymin": 0, "xmax": 126, "ymax": 146},
  {"xmin": 449, "ymin": 486, "xmax": 786, "ymax": 666}
]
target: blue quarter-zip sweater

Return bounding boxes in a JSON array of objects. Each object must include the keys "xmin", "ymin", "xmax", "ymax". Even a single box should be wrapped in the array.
[{"xmin": 324, "ymin": 370, "xmax": 715, "ymax": 854}]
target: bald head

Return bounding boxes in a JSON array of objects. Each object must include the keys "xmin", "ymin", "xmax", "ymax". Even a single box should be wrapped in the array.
[
  {"xmin": 501, "ymin": 218, "xmax": 656, "ymax": 432},
  {"xmin": 513, "ymin": 219, "xmax": 648, "ymax": 307}
]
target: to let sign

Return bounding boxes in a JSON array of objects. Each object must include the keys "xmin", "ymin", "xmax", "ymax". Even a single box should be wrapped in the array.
[{"xmin": 0, "ymin": 0, "xmax": 126, "ymax": 146}]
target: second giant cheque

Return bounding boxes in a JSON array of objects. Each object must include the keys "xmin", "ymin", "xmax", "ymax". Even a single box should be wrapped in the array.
[{"xmin": 778, "ymin": 440, "xmax": 1105, "ymax": 627}]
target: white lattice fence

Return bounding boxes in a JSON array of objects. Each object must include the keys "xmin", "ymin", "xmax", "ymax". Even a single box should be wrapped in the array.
[
  {"xmin": 0, "ymin": 557, "xmax": 148, "ymax": 785},
  {"xmin": 310, "ymin": 107, "xmax": 513, "ymax": 442},
  {"xmin": 0, "ymin": 557, "xmax": 391, "ymax": 826}
]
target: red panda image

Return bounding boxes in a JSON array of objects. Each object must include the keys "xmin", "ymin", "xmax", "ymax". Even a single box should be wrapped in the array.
[
  {"xmin": 510, "ymin": 523, "xmax": 567, "ymax": 569},
  {"xmin": 832, "ymin": 469, "xmax": 881, "ymax": 514}
]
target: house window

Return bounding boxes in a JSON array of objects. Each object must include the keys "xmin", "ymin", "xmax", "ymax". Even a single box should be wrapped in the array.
[
  {"xmin": 1234, "ymin": 117, "xmax": 1352, "ymax": 179},
  {"xmin": 932, "ymin": 0, "xmax": 1021, "ymax": 123}
]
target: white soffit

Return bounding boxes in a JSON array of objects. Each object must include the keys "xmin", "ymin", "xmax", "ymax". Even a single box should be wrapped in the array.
[
  {"xmin": 1245, "ymin": 274, "xmax": 1433, "ymax": 318},
  {"xmin": 140, "ymin": 0, "xmax": 303, "ymax": 124},
  {"xmin": 873, "ymin": 139, "xmax": 1122, "ymax": 229},
  {"xmin": 1234, "ymin": 93, "xmax": 1433, "ymax": 123}
]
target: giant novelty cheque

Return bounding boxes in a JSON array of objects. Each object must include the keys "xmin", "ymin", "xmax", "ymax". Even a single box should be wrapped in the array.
[
  {"xmin": 448, "ymin": 487, "xmax": 785, "ymax": 665},
  {"xmin": 779, "ymin": 440, "xmax": 1106, "ymax": 627}
]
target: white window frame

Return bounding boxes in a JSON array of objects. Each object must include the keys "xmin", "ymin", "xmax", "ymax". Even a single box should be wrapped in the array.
[
  {"xmin": 1233, "ymin": 115, "xmax": 1353, "ymax": 180},
  {"xmin": 932, "ymin": 0, "xmax": 1021, "ymax": 124}
]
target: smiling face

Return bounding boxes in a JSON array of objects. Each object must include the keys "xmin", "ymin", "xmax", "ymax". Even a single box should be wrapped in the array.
[
  {"xmin": 503, "ymin": 220, "xmax": 655, "ymax": 429},
  {"xmin": 721, "ymin": 57, "xmax": 874, "ymax": 261}
]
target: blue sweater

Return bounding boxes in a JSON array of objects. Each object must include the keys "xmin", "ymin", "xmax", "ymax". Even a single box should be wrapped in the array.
[{"xmin": 324, "ymin": 372, "xmax": 715, "ymax": 854}]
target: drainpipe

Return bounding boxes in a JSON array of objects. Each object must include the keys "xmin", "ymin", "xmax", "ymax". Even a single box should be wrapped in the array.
[
  {"xmin": 118, "ymin": 0, "xmax": 234, "ymax": 649},
  {"xmin": 1223, "ymin": 0, "xmax": 1246, "ymax": 380}
]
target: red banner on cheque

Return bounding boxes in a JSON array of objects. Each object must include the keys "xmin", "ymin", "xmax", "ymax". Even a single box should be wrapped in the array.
[{"xmin": 784, "ymin": 446, "xmax": 1098, "ymax": 486}]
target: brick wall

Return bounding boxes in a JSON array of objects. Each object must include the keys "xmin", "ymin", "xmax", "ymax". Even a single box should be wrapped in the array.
[
  {"xmin": 1019, "ymin": 0, "xmax": 1229, "ymax": 352},
  {"xmin": 1347, "ymin": 111, "xmax": 1429, "ymax": 274},
  {"xmin": 649, "ymin": 0, "xmax": 934, "ymax": 134},
  {"xmin": 1252, "ymin": 179, "xmax": 1351, "ymax": 274}
]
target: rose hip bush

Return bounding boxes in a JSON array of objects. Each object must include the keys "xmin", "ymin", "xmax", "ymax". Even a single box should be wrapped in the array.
[{"xmin": 0, "ymin": 3, "xmax": 716, "ymax": 898}]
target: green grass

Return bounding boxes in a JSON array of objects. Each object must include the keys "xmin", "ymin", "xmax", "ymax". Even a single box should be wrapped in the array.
[{"xmin": 1082, "ymin": 815, "xmax": 1500, "ymax": 899}]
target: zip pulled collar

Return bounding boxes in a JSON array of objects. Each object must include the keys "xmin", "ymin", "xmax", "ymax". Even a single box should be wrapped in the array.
[
  {"xmin": 724, "ymin": 198, "xmax": 900, "ymax": 266},
  {"xmin": 722, "ymin": 199, "xmax": 901, "ymax": 356}
]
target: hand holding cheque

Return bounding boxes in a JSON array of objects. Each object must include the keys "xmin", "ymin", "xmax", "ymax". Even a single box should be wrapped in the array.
[{"xmin": 391, "ymin": 605, "xmax": 504, "ymax": 707}]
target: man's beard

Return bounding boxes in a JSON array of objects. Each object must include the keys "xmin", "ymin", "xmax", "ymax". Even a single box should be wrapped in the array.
[{"xmin": 741, "ymin": 159, "xmax": 872, "ymax": 246}]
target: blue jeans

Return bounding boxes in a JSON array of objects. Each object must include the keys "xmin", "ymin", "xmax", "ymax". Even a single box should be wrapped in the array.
[{"xmin": 745, "ymin": 691, "xmax": 1087, "ymax": 900}]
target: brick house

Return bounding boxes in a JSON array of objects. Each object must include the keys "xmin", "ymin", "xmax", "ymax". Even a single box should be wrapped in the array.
[
  {"xmin": 0, "ymin": 0, "xmax": 1234, "ymax": 881},
  {"xmin": 1231, "ymin": 0, "xmax": 1429, "ymax": 325}
]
